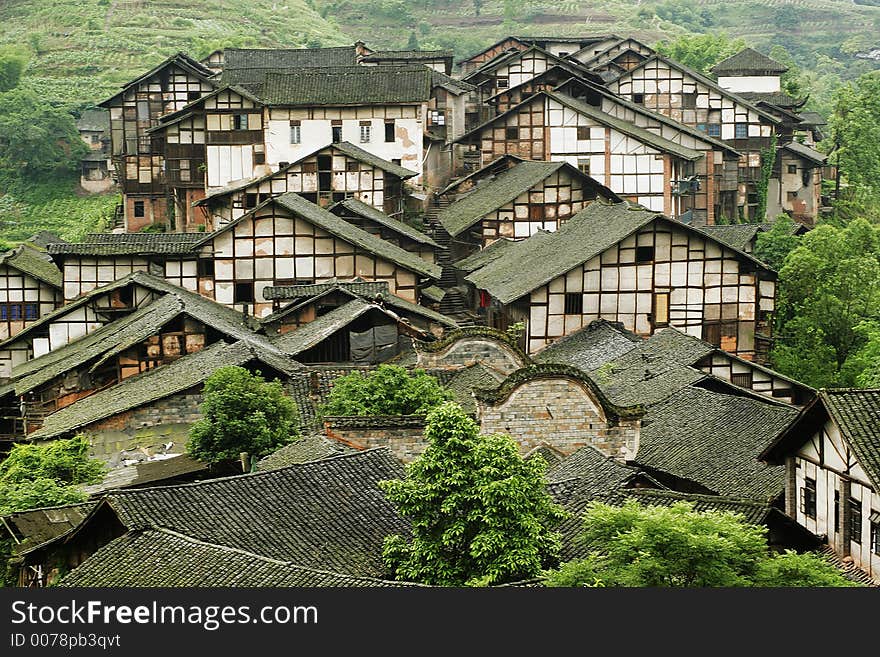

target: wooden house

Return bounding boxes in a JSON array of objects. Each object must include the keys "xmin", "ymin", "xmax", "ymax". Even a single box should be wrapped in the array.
[
  {"xmin": 191, "ymin": 141, "xmax": 418, "ymax": 230},
  {"xmin": 760, "ymin": 389, "xmax": 880, "ymax": 583},
  {"xmin": 98, "ymin": 52, "xmax": 216, "ymax": 231},
  {"xmin": 436, "ymin": 158, "xmax": 619, "ymax": 257},
  {"xmin": 464, "ymin": 200, "xmax": 777, "ymax": 359},
  {"xmin": 458, "ymin": 35, "xmax": 619, "ymax": 75},
  {"xmin": 359, "ymin": 49, "xmax": 454, "ymax": 74},
  {"xmin": 0, "ymin": 244, "xmax": 63, "ymax": 349},
  {"xmin": 569, "ymin": 37, "xmax": 656, "ymax": 74},
  {"xmin": 75, "ymin": 109, "xmax": 113, "ymax": 193},
  {"xmin": 189, "ymin": 192, "xmax": 442, "ymax": 317},
  {"xmin": 608, "ymin": 54, "xmax": 782, "ymax": 222}
]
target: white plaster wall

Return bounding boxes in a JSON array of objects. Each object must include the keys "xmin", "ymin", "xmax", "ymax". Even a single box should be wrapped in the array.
[{"xmin": 717, "ymin": 75, "xmax": 780, "ymax": 93}]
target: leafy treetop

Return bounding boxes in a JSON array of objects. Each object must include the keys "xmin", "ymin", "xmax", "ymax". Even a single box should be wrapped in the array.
[{"xmin": 319, "ymin": 364, "xmax": 453, "ymax": 417}]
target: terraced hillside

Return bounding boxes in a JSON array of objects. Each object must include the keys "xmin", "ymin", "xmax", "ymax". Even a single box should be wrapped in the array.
[{"xmin": 0, "ymin": 0, "xmax": 350, "ymax": 108}]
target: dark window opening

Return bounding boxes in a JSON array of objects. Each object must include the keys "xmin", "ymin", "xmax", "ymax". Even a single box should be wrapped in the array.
[
  {"xmin": 702, "ymin": 323, "xmax": 721, "ymax": 347},
  {"xmin": 254, "ymin": 152, "xmax": 265, "ymax": 165},
  {"xmin": 849, "ymin": 498, "xmax": 862, "ymax": 544},
  {"xmin": 872, "ymin": 522, "xmax": 880, "ymax": 556},
  {"xmin": 734, "ymin": 123, "xmax": 748, "ymax": 139},
  {"xmin": 682, "ymin": 92, "xmax": 696, "ymax": 109},
  {"xmin": 244, "ymin": 193, "xmax": 259, "ymax": 209},
  {"xmin": 317, "ymin": 155, "xmax": 332, "ymax": 171},
  {"xmin": 198, "ymin": 258, "xmax": 214, "ymax": 278},
  {"xmin": 835, "ymin": 490, "xmax": 840, "ymax": 533},
  {"xmin": 346, "ymin": 161, "xmax": 359, "ymax": 173},
  {"xmin": 133, "ymin": 200, "xmax": 145, "ymax": 217},
  {"xmin": 787, "ymin": 164, "xmax": 797, "ymax": 174},
  {"xmin": 232, "ymin": 114, "xmax": 248, "ymax": 130},
  {"xmin": 234, "ymin": 282, "xmax": 255, "ymax": 304},
  {"xmin": 505, "ymin": 126, "xmax": 518, "ymax": 140},
  {"xmin": 731, "ymin": 372, "xmax": 754, "ymax": 388},
  {"xmin": 187, "ymin": 91, "xmax": 201, "ymax": 102},
  {"xmin": 576, "ymin": 126, "xmax": 591, "ymax": 140},
  {"xmin": 385, "ymin": 121, "xmax": 395, "ymax": 143},
  {"xmin": 564, "ymin": 293, "xmax": 583, "ymax": 315},
  {"xmin": 331, "ymin": 126, "xmax": 342, "ymax": 143},
  {"xmin": 0, "ymin": 303, "xmax": 38, "ymax": 321},
  {"xmin": 496, "ymin": 77, "xmax": 509, "ymax": 89},
  {"xmin": 633, "ymin": 93, "xmax": 644, "ymax": 104},
  {"xmin": 801, "ymin": 478, "xmax": 817, "ymax": 519},
  {"xmin": 635, "ymin": 246, "xmax": 654, "ymax": 263}
]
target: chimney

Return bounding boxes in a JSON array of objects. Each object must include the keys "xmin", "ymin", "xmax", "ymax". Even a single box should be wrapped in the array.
[{"xmin": 239, "ymin": 452, "xmax": 250, "ymax": 473}]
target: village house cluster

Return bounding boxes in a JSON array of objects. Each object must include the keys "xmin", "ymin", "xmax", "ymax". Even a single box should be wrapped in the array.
[{"xmin": 1, "ymin": 35, "xmax": 877, "ymax": 587}]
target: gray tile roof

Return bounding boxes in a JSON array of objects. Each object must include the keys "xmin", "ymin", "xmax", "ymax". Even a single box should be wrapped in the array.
[
  {"xmin": 546, "ymin": 445, "xmax": 643, "ymax": 486},
  {"xmin": 263, "ymin": 279, "xmax": 390, "ymax": 302},
  {"xmin": 272, "ymin": 298, "xmax": 376, "ymax": 356},
  {"xmin": 261, "ymin": 66, "xmax": 436, "ymax": 106},
  {"xmin": 75, "ymin": 109, "xmax": 110, "ymax": 133},
  {"xmin": 699, "ymin": 224, "xmax": 762, "ymax": 252},
  {"xmin": 738, "ymin": 91, "xmax": 803, "ymax": 109},
  {"xmin": 47, "ymin": 233, "xmax": 204, "ymax": 256},
  {"xmin": 635, "ymin": 386, "xmax": 799, "ymax": 501},
  {"xmin": 466, "ymin": 200, "xmax": 660, "ymax": 303},
  {"xmin": 440, "ymin": 160, "xmax": 609, "ymax": 237},
  {"xmin": 92, "ymin": 448, "xmax": 408, "ymax": 577},
  {"xmin": 199, "ymin": 193, "xmax": 440, "ymax": 280},
  {"xmin": 533, "ymin": 319, "xmax": 641, "ymax": 372},
  {"xmin": 29, "ymin": 341, "xmax": 301, "ymax": 441},
  {"xmin": 1, "ymin": 502, "xmax": 96, "ymax": 549},
  {"xmin": 820, "ymin": 389, "xmax": 880, "ymax": 490},
  {"xmin": 362, "ymin": 49, "xmax": 453, "ymax": 62},
  {"xmin": 442, "ymin": 362, "xmax": 506, "ymax": 414},
  {"xmin": 81, "ymin": 455, "xmax": 208, "ymax": 495},
  {"xmin": 222, "ymin": 46, "xmax": 359, "ymax": 70},
  {"xmin": 453, "ymin": 238, "xmax": 519, "ymax": 274},
  {"xmin": 330, "ymin": 197, "xmax": 439, "ymax": 247},
  {"xmin": 782, "ymin": 140, "xmax": 827, "ymax": 166},
  {"xmin": 58, "ymin": 528, "xmax": 417, "ymax": 587},
  {"xmin": 255, "ymin": 434, "xmax": 357, "ymax": 472},
  {"xmin": 0, "ymin": 243, "xmax": 62, "ymax": 288},
  {"xmin": 710, "ymin": 47, "xmax": 788, "ymax": 74}
]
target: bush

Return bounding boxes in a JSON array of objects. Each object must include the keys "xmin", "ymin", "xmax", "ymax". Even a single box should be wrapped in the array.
[
  {"xmin": 187, "ymin": 366, "xmax": 299, "ymax": 465},
  {"xmin": 319, "ymin": 364, "xmax": 453, "ymax": 417}
]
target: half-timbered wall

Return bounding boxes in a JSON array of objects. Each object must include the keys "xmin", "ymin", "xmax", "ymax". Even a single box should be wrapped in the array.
[
  {"xmin": 203, "ymin": 90, "xmax": 264, "ymax": 188},
  {"xmin": 523, "ymin": 219, "xmax": 774, "ymax": 358},
  {"xmin": 478, "ymin": 98, "xmax": 546, "ymax": 163},
  {"xmin": 768, "ymin": 153, "xmax": 821, "ymax": 226},
  {"xmin": 792, "ymin": 423, "xmax": 880, "ymax": 581},
  {"xmin": 60, "ymin": 257, "xmax": 199, "ymax": 300},
  {"xmin": 331, "ymin": 212, "xmax": 436, "ymax": 262},
  {"xmin": 203, "ymin": 150, "xmax": 403, "ymax": 228},
  {"xmin": 697, "ymin": 352, "xmax": 803, "ymax": 405},
  {"xmin": 0, "ymin": 267, "xmax": 60, "ymax": 345},
  {"xmin": 490, "ymin": 50, "xmax": 551, "ymax": 95},
  {"xmin": 610, "ymin": 60, "xmax": 776, "ymax": 220},
  {"xmin": 199, "ymin": 204, "xmax": 421, "ymax": 317},
  {"xmin": 265, "ymin": 105, "xmax": 424, "ymax": 182},
  {"xmin": 461, "ymin": 38, "xmax": 528, "ymax": 75},
  {"xmin": 568, "ymin": 38, "xmax": 629, "ymax": 64}
]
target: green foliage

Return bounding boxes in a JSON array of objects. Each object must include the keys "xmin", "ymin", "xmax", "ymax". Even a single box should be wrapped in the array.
[
  {"xmin": 505, "ymin": 321, "xmax": 525, "ymax": 343},
  {"xmin": 654, "ymin": 32, "xmax": 747, "ymax": 74},
  {"xmin": 380, "ymin": 402, "xmax": 566, "ymax": 585},
  {"xmin": 753, "ymin": 215, "xmax": 801, "ymax": 271},
  {"xmin": 755, "ymin": 133, "xmax": 777, "ymax": 223},
  {"xmin": 187, "ymin": 366, "xmax": 300, "ymax": 465},
  {"xmin": 771, "ymin": 218, "xmax": 880, "ymax": 387},
  {"xmin": 0, "ymin": 435, "xmax": 104, "ymax": 515},
  {"xmin": 829, "ymin": 71, "xmax": 880, "ymax": 199},
  {"xmin": 638, "ymin": 1, "xmax": 715, "ymax": 32},
  {"xmin": 319, "ymin": 364, "xmax": 453, "ymax": 417},
  {"xmin": 544, "ymin": 500, "xmax": 856, "ymax": 587},
  {"xmin": 0, "ymin": 88, "xmax": 87, "ymax": 178},
  {"xmin": 0, "ymin": 46, "xmax": 28, "ymax": 93}
]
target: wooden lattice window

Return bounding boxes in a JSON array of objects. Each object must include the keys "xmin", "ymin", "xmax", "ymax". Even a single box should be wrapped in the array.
[
  {"xmin": 564, "ymin": 293, "xmax": 583, "ymax": 315},
  {"xmin": 871, "ymin": 519, "xmax": 880, "ymax": 556},
  {"xmin": 849, "ymin": 498, "xmax": 862, "ymax": 544},
  {"xmin": 800, "ymin": 478, "xmax": 817, "ymax": 519},
  {"xmin": 731, "ymin": 371, "xmax": 753, "ymax": 388},
  {"xmin": 576, "ymin": 126, "xmax": 590, "ymax": 140},
  {"xmin": 0, "ymin": 303, "xmax": 38, "ymax": 321},
  {"xmin": 682, "ymin": 92, "xmax": 696, "ymax": 109},
  {"xmin": 133, "ymin": 201, "xmax": 145, "ymax": 217},
  {"xmin": 734, "ymin": 123, "xmax": 748, "ymax": 139}
]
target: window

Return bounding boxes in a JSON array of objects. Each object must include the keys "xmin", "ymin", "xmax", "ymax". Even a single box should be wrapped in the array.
[
  {"xmin": 635, "ymin": 246, "xmax": 654, "ymax": 263},
  {"xmin": 253, "ymin": 151, "xmax": 265, "ymax": 165},
  {"xmin": 197, "ymin": 258, "xmax": 214, "ymax": 278},
  {"xmin": 734, "ymin": 123, "xmax": 748, "ymax": 139},
  {"xmin": 359, "ymin": 122, "xmax": 371, "ymax": 143},
  {"xmin": 801, "ymin": 478, "xmax": 817, "ymax": 519},
  {"xmin": 564, "ymin": 293, "xmax": 583, "ymax": 315},
  {"xmin": 558, "ymin": 51, "xmax": 569, "ymax": 57},
  {"xmin": 0, "ymin": 304, "xmax": 38, "ymax": 321},
  {"xmin": 429, "ymin": 110, "xmax": 446, "ymax": 126},
  {"xmin": 707, "ymin": 124, "xmax": 721, "ymax": 138},
  {"xmin": 23, "ymin": 303, "xmax": 38, "ymax": 320},
  {"xmin": 681, "ymin": 92, "xmax": 696, "ymax": 109},
  {"xmin": 385, "ymin": 121, "xmax": 395, "ymax": 142},
  {"xmin": 496, "ymin": 77, "xmax": 509, "ymax": 89},
  {"xmin": 332, "ymin": 126, "xmax": 342, "ymax": 143},
  {"xmin": 244, "ymin": 193, "xmax": 259, "ymax": 209},
  {"xmin": 133, "ymin": 200, "xmax": 145, "ymax": 217},
  {"xmin": 872, "ymin": 518, "xmax": 880, "ymax": 556},
  {"xmin": 849, "ymin": 498, "xmax": 862, "ymax": 543},
  {"xmin": 90, "ymin": 134, "xmax": 101, "ymax": 144},
  {"xmin": 346, "ymin": 161, "xmax": 359, "ymax": 173},
  {"xmin": 234, "ymin": 282, "xmax": 254, "ymax": 304},
  {"xmin": 731, "ymin": 372, "xmax": 754, "ymax": 388},
  {"xmin": 835, "ymin": 490, "xmax": 840, "ymax": 533},
  {"xmin": 702, "ymin": 323, "xmax": 721, "ymax": 347},
  {"xmin": 633, "ymin": 93, "xmax": 644, "ymax": 104},
  {"xmin": 576, "ymin": 126, "xmax": 590, "ymax": 140},
  {"xmin": 577, "ymin": 159, "xmax": 590, "ymax": 175},
  {"xmin": 232, "ymin": 114, "xmax": 248, "ymax": 130},
  {"xmin": 505, "ymin": 126, "xmax": 518, "ymax": 140},
  {"xmin": 787, "ymin": 164, "xmax": 797, "ymax": 174},
  {"xmin": 290, "ymin": 123, "xmax": 301, "ymax": 144},
  {"xmin": 653, "ymin": 292, "xmax": 669, "ymax": 327}
]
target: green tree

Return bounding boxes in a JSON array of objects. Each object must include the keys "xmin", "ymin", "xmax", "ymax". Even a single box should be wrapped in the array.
[
  {"xmin": 380, "ymin": 402, "xmax": 566, "ymax": 586},
  {"xmin": 319, "ymin": 364, "xmax": 453, "ymax": 417},
  {"xmin": 544, "ymin": 500, "xmax": 856, "ymax": 587},
  {"xmin": 768, "ymin": 45, "xmax": 807, "ymax": 101},
  {"xmin": 754, "ymin": 215, "xmax": 801, "ymax": 271},
  {"xmin": 0, "ymin": 46, "xmax": 28, "ymax": 93},
  {"xmin": 654, "ymin": 33, "xmax": 747, "ymax": 74},
  {"xmin": 187, "ymin": 366, "xmax": 299, "ymax": 465},
  {"xmin": 829, "ymin": 71, "xmax": 880, "ymax": 198},
  {"xmin": 755, "ymin": 132, "xmax": 778, "ymax": 222},
  {"xmin": 0, "ymin": 435, "xmax": 105, "ymax": 515},
  {"xmin": 0, "ymin": 88, "xmax": 88, "ymax": 179},
  {"xmin": 771, "ymin": 218, "xmax": 880, "ymax": 387}
]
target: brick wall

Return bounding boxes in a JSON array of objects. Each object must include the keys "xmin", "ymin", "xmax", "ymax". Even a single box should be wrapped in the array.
[
  {"xmin": 80, "ymin": 391, "xmax": 203, "ymax": 464},
  {"xmin": 477, "ymin": 377, "xmax": 640, "ymax": 459},
  {"xmin": 417, "ymin": 337, "xmax": 526, "ymax": 375},
  {"xmin": 323, "ymin": 416, "xmax": 426, "ymax": 464}
]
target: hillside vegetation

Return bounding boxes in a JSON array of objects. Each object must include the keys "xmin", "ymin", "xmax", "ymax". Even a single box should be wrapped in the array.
[{"xmin": 0, "ymin": 0, "xmax": 349, "ymax": 109}]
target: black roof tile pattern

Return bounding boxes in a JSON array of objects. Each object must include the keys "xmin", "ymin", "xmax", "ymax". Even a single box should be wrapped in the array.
[
  {"xmin": 1, "ymin": 502, "xmax": 96, "ymax": 548},
  {"xmin": 0, "ymin": 243, "xmax": 62, "ymax": 288},
  {"xmin": 255, "ymin": 434, "xmax": 357, "ymax": 471},
  {"xmin": 222, "ymin": 46, "xmax": 359, "ymax": 70},
  {"xmin": 533, "ymin": 319, "xmax": 641, "ymax": 372},
  {"xmin": 47, "ymin": 233, "xmax": 204, "ymax": 256},
  {"xmin": 820, "ymin": 389, "xmax": 880, "ymax": 490},
  {"xmin": 261, "ymin": 66, "xmax": 436, "ymax": 106},
  {"xmin": 546, "ymin": 445, "xmax": 642, "ymax": 486},
  {"xmin": 58, "ymin": 528, "xmax": 417, "ymax": 587},
  {"xmin": 710, "ymin": 48, "xmax": 788, "ymax": 75},
  {"xmin": 330, "ymin": 197, "xmax": 439, "ymax": 246}
]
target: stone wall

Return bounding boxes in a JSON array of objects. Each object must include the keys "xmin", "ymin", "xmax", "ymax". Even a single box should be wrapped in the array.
[
  {"xmin": 477, "ymin": 376, "xmax": 640, "ymax": 459},
  {"xmin": 416, "ymin": 331, "xmax": 527, "ymax": 375},
  {"xmin": 78, "ymin": 391, "xmax": 203, "ymax": 465},
  {"xmin": 323, "ymin": 416, "xmax": 426, "ymax": 464}
]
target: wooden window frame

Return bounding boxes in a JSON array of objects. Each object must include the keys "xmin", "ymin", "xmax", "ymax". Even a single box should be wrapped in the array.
[
  {"xmin": 564, "ymin": 292, "xmax": 583, "ymax": 316},
  {"xmin": 849, "ymin": 498, "xmax": 862, "ymax": 544},
  {"xmin": 384, "ymin": 121, "xmax": 395, "ymax": 143},
  {"xmin": 133, "ymin": 200, "xmax": 145, "ymax": 217},
  {"xmin": 801, "ymin": 477, "xmax": 817, "ymax": 519},
  {"xmin": 734, "ymin": 123, "xmax": 748, "ymax": 139}
]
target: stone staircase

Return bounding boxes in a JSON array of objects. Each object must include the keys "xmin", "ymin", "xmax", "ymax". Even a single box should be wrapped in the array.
[{"xmin": 425, "ymin": 196, "xmax": 478, "ymax": 327}]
